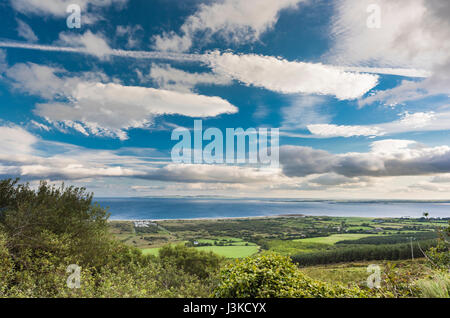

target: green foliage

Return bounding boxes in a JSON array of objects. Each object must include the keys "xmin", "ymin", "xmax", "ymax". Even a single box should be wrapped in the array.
[
  {"xmin": 214, "ymin": 253, "xmax": 368, "ymax": 298},
  {"xmin": 0, "ymin": 232, "xmax": 13, "ymax": 296},
  {"xmin": 0, "ymin": 179, "xmax": 446, "ymax": 298},
  {"xmin": 0, "ymin": 179, "xmax": 217, "ymax": 298},
  {"xmin": 158, "ymin": 244, "xmax": 223, "ymax": 279},
  {"xmin": 426, "ymin": 221, "xmax": 449, "ymax": 270},
  {"xmin": 414, "ymin": 272, "xmax": 450, "ymax": 298},
  {"xmin": 336, "ymin": 232, "xmax": 438, "ymax": 245},
  {"xmin": 0, "ymin": 179, "xmax": 111, "ymax": 268},
  {"xmin": 292, "ymin": 240, "xmax": 438, "ymax": 266}
]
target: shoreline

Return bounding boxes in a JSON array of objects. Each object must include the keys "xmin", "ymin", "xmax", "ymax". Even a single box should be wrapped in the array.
[
  {"xmin": 110, "ymin": 214, "xmax": 308, "ymax": 222},
  {"xmin": 109, "ymin": 213, "xmax": 412, "ymax": 222},
  {"xmin": 108, "ymin": 214, "xmax": 449, "ymax": 222}
]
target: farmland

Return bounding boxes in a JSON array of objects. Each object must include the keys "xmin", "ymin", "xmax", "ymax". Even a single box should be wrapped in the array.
[{"xmin": 109, "ymin": 215, "xmax": 446, "ymax": 260}]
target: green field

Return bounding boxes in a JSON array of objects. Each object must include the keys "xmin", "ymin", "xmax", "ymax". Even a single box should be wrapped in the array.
[
  {"xmin": 294, "ymin": 233, "xmax": 380, "ymax": 245},
  {"xmin": 109, "ymin": 216, "xmax": 445, "ymax": 262},
  {"xmin": 195, "ymin": 245, "xmax": 259, "ymax": 258},
  {"xmin": 141, "ymin": 238, "xmax": 259, "ymax": 258},
  {"xmin": 141, "ymin": 247, "xmax": 160, "ymax": 256}
]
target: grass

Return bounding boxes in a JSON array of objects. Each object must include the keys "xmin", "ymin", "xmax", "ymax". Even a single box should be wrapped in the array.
[
  {"xmin": 195, "ymin": 245, "xmax": 259, "ymax": 258},
  {"xmin": 141, "ymin": 237, "xmax": 259, "ymax": 258},
  {"xmin": 294, "ymin": 233, "xmax": 380, "ymax": 245},
  {"xmin": 300, "ymin": 259, "xmax": 432, "ymax": 287},
  {"xmin": 141, "ymin": 247, "xmax": 160, "ymax": 256},
  {"xmin": 415, "ymin": 272, "xmax": 450, "ymax": 298},
  {"xmin": 266, "ymin": 240, "xmax": 329, "ymax": 256}
]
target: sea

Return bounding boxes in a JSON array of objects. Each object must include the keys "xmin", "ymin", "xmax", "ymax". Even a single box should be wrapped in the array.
[{"xmin": 94, "ymin": 197, "xmax": 450, "ymax": 220}]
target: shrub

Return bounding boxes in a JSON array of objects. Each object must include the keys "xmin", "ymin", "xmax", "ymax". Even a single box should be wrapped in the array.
[
  {"xmin": 158, "ymin": 244, "xmax": 223, "ymax": 279},
  {"xmin": 214, "ymin": 253, "xmax": 368, "ymax": 298}
]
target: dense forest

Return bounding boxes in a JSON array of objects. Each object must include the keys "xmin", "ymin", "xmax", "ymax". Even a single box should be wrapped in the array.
[{"xmin": 0, "ymin": 179, "xmax": 448, "ymax": 298}]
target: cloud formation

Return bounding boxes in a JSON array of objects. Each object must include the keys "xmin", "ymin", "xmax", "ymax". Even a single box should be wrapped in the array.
[
  {"xmin": 153, "ymin": 0, "xmax": 305, "ymax": 52},
  {"xmin": 16, "ymin": 18, "xmax": 38, "ymax": 42},
  {"xmin": 11, "ymin": 0, "xmax": 128, "ymax": 22},
  {"xmin": 0, "ymin": 125, "xmax": 281, "ymax": 185},
  {"xmin": 207, "ymin": 52, "xmax": 379, "ymax": 100},
  {"xmin": 148, "ymin": 64, "xmax": 232, "ymax": 93},
  {"xmin": 280, "ymin": 140, "xmax": 450, "ymax": 178},
  {"xmin": 4, "ymin": 62, "xmax": 238, "ymax": 139},
  {"xmin": 306, "ymin": 111, "xmax": 450, "ymax": 138},
  {"xmin": 329, "ymin": 0, "xmax": 450, "ymax": 106}
]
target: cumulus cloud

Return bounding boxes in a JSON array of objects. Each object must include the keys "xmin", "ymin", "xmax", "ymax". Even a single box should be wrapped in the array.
[
  {"xmin": 0, "ymin": 125, "xmax": 38, "ymax": 156},
  {"xmin": 4, "ymin": 62, "xmax": 238, "ymax": 139},
  {"xmin": 3, "ymin": 125, "xmax": 450, "ymax": 198},
  {"xmin": 280, "ymin": 139, "xmax": 450, "ymax": 178},
  {"xmin": 153, "ymin": 0, "xmax": 305, "ymax": 52},
  {"xmin": 207, "ymin": 52, "xmax": 379, "ymax": 100},
  {"xmin": 0, "ymin": 125, "xmax": 282, "ymax": 185},
  {"xmin": 35, "ymin": 82, "xmax": 238, "ymax": 139},
  {"xmin": 139, "ymin": 164, "xmax": 283, "ymax": 184}
]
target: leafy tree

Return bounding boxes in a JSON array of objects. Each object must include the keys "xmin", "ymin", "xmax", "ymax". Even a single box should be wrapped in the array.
[
  {"xmin": 158, "ymin": 244, "xmax": 222, "ymax": 279},
  {"xmin": 0, "ymin": 179, "xmax": 112, "ymax": 268},
  {"xmin": 426, "ymin": 220, "xmax": 449, "ymax": 270}
]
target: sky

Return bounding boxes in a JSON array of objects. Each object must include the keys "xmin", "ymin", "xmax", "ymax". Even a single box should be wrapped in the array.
[{"xmin": 0, "ymin": 0, "xmax": 450, "ymax": 199}]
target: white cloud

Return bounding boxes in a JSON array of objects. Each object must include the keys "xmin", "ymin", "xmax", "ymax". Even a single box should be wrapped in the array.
[
  {"xmin": 359, "ymin": 68, "xmax": 450, "ymax": 106},
  {"xmin": 0, "ymin": 125, "xmax": 37, "ymax": 156},
  {"xmin": 4, "ymin": 62, "xmax": 238, "ymax": 140},
  {"xmin": 329, "ymin": 0, "xmax": 450, "ymax": 106},
  {"xmin": 6, "ymin": 63, "xmax": 69, "ymax": 99},
  {"xmin": 337, "ymin": 66, "xmax": 431, "ymax": 78},
  {"xmin": 149, "ymin": 63, "xmax": 232, "ymax": 92},
  {"xmin": 35, "ymin": 82, "xmax": 238, "ymax": 139},
  {"xmin": 3, "ymin": 125, "xmax": 450, "ymax": 198},
  {"xmin": 207, "ymin": 52, "xmax": 379, "ymax": 100},
  {"xmin": 140, "ymin": 164, "xmax": 283, "ymax": 184},
  {"xmin": 307, "ymin": 124, "xmax": 382, "ymax": 138},
  {"xmin": 116, "ymin": 25, "xmax": 143, "ymax": 49},
  {"xmin": 369, "ymin": 139, "xmax": 419, "ymax": 155},
  {"xmin": 57, "ymin": 31, "xmax": 113, "ymax": 59},
  {"xmin": 11, "ymin": 0, "xmax": 128, "ymax": 19},
  {"xmin": 281, "ymin": 95, "xmax": 332, "ymax": 129},
  {"xmin": 306, "ymin": 111, "xmax": 447, "ymax": 138},
  {"xmin": 329, "ymin": 0, "xmax": 450, "ymax": 69},
  {"xmin": 0, "ymin": 125, "xmax": 282, "ymax": 185},
  {"xmin": 16, "ymin": 19, "xmax": 38, "ymax": 42},
  {"xmin": 29, "ymin": 120, "xmax": 51, "ymax": 131},
  {"xmin": 153, "ymin": 0, "xmax": 306, "ymax": 52}
]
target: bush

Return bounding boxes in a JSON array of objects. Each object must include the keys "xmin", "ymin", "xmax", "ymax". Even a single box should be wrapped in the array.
[
  {"xmin": 426, "ymin": 221, "xmax": 449, "ymax": 270},
  {"xmin": 214, "ymin": 253, "xmax": 368, "ymax": 298},
  {"xmin": 0, "ymin": 179, "xmax": 217, "ymax": 298},
  {"xmin": 158, "ymin": 244, "xmax": 223, "ymax": 279},
  {"xmin": 0, "ymin": 179, "xmax": 111, "ymax": 269}
]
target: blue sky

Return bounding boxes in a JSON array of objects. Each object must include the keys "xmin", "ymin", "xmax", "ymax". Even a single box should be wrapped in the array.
[{"xmin": 0, "ymin": 0, "xmax": 450, "ymax": 199}]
